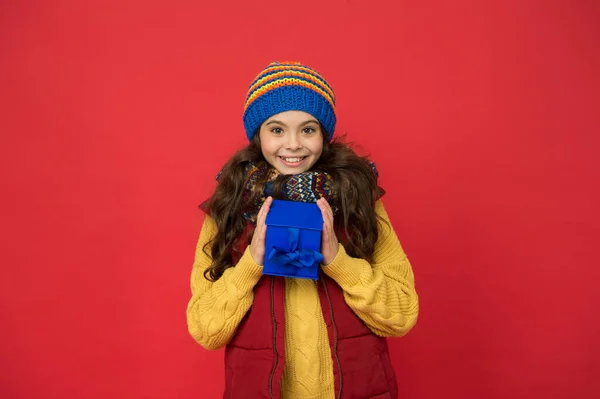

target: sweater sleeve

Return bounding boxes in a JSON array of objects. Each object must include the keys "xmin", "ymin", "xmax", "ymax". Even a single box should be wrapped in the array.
[
  {"xmin": 321, "ymin": 200, "xmax": 419, "ymax": 337},
  {"xmin": 186, "ymin": 215, "xmax": 263, "ymax": 350}
]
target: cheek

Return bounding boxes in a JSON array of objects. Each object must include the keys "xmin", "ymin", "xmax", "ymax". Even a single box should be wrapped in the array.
[
  {"xmin": 308, "ymin": 139, "xmax": 324, "ymax": 157},
  {"xmin": 259, "ymin": 133, "xmax": 276, "ymax": 155},
  {"xmin": 261, "ymin": 142, "xmax": 278, "ymax": 157}
]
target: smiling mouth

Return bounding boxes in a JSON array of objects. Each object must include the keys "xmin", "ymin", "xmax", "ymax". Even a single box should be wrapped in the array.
[
  {"xmin": 278, "ymin": 156, "xmax": 308, "ymax": 167},
  {"xmin": 279, "ymin": 156, "xmax": 307, "ymax": 163}
]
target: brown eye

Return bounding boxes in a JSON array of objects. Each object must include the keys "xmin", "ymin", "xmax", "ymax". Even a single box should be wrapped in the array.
[
  {"xmin": 302, "ymin": 127, "xmax": 316, "ymax": 134},
  {"xmin": 271, "ymin": 127, "xmax": 283, "ymax": 134}
]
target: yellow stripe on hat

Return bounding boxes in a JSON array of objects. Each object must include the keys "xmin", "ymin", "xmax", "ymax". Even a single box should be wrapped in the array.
[
  {"xmin": 248, "ymin": 70, "xmax": 336, "ymax": 102},
  {"xmin": 244, "ymin": 78, "xmax": 336, "ymax": 112}
]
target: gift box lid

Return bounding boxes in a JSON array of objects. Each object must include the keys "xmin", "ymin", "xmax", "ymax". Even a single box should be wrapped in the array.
[{"xmin": 266, "ymin": 200, "xmax": 323, "ymax": 231}]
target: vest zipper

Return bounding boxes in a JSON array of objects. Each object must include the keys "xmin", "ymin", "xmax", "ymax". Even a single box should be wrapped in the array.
[
  {"xmin": 321, "ymin": 278, "xmax": 343, "ymax": 399},
  {"xmin": 268, "ymin": 276, "xmax": 278, "ymax": 399}
]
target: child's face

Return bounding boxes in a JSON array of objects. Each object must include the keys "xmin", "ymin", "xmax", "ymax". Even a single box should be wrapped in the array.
[{"xmin": 258, "ymin": 110, "xmax": 324, "ymax": 175}]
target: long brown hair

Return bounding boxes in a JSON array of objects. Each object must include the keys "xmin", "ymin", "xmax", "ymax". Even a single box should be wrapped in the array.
[{"xmin": 201, "ymin": 134, "xmax": 384, "ymax": 281}]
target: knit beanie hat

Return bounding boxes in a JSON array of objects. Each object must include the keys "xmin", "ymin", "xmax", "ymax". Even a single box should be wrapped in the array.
[{"xmin": 242, "ymin": 61, "xmax": 336, "ymax": 141}]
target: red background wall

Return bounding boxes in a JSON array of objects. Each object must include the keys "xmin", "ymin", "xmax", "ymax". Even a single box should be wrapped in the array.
[{"xmin": 1, "ymin": 1, "xmax": 599, "ymax": 398}]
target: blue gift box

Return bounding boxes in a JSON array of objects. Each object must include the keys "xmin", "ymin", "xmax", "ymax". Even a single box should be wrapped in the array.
[{"xmin": 263, "ymin": 199, "xmax": 324, "ymax": 280}]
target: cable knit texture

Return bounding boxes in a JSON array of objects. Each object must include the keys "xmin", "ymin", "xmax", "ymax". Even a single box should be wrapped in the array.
[
  {"xmin": 187, "ymin": 200, "xmax": 418, "ymax": 398},
  {"xmin": 280, "ymin": 278, "xmax": 334, "ymax": 398}
]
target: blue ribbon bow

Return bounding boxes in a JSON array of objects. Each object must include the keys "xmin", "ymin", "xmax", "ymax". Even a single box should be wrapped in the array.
[{"xmin": 267, "ymin": 228, "xmax": 324, "ymax": 268}]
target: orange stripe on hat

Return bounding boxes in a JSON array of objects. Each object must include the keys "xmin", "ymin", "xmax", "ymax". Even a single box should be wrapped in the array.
[{"xmin": 244, "ymin": 78, "xmax": 336, "ymax": 112}]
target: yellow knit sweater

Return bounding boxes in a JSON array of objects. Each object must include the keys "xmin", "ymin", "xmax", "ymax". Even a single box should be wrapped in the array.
[{"xmin": 187, "ymin": 200, "xmax": 419, "ymax": 399}]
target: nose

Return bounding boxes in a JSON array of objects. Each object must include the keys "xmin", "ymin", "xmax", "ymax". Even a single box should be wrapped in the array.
[{"xmin": 285, "ymin": 133, "xmax": 302, "ymax": 150}]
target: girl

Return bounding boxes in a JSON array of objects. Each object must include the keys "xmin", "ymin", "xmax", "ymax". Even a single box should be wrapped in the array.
[{"xmin": 187, "ymin": 61, "xmax": 419, "ymax": 399}]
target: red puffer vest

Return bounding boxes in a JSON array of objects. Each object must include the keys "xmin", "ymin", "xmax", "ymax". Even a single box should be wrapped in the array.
[{"xmin": 223, "ymin": 273, "xmax": 399, "ymax": 399}]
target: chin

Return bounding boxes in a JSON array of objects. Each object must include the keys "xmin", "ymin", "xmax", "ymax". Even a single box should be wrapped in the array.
[{"xmin": 275, "ymin": 166, "xmax": 308, "ymax": 175}]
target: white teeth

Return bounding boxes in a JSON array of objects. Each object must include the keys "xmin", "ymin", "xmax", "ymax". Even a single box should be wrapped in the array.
[{"xmin": 282, "ymin": 157, "xmax": 304, "ymax": 163}]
